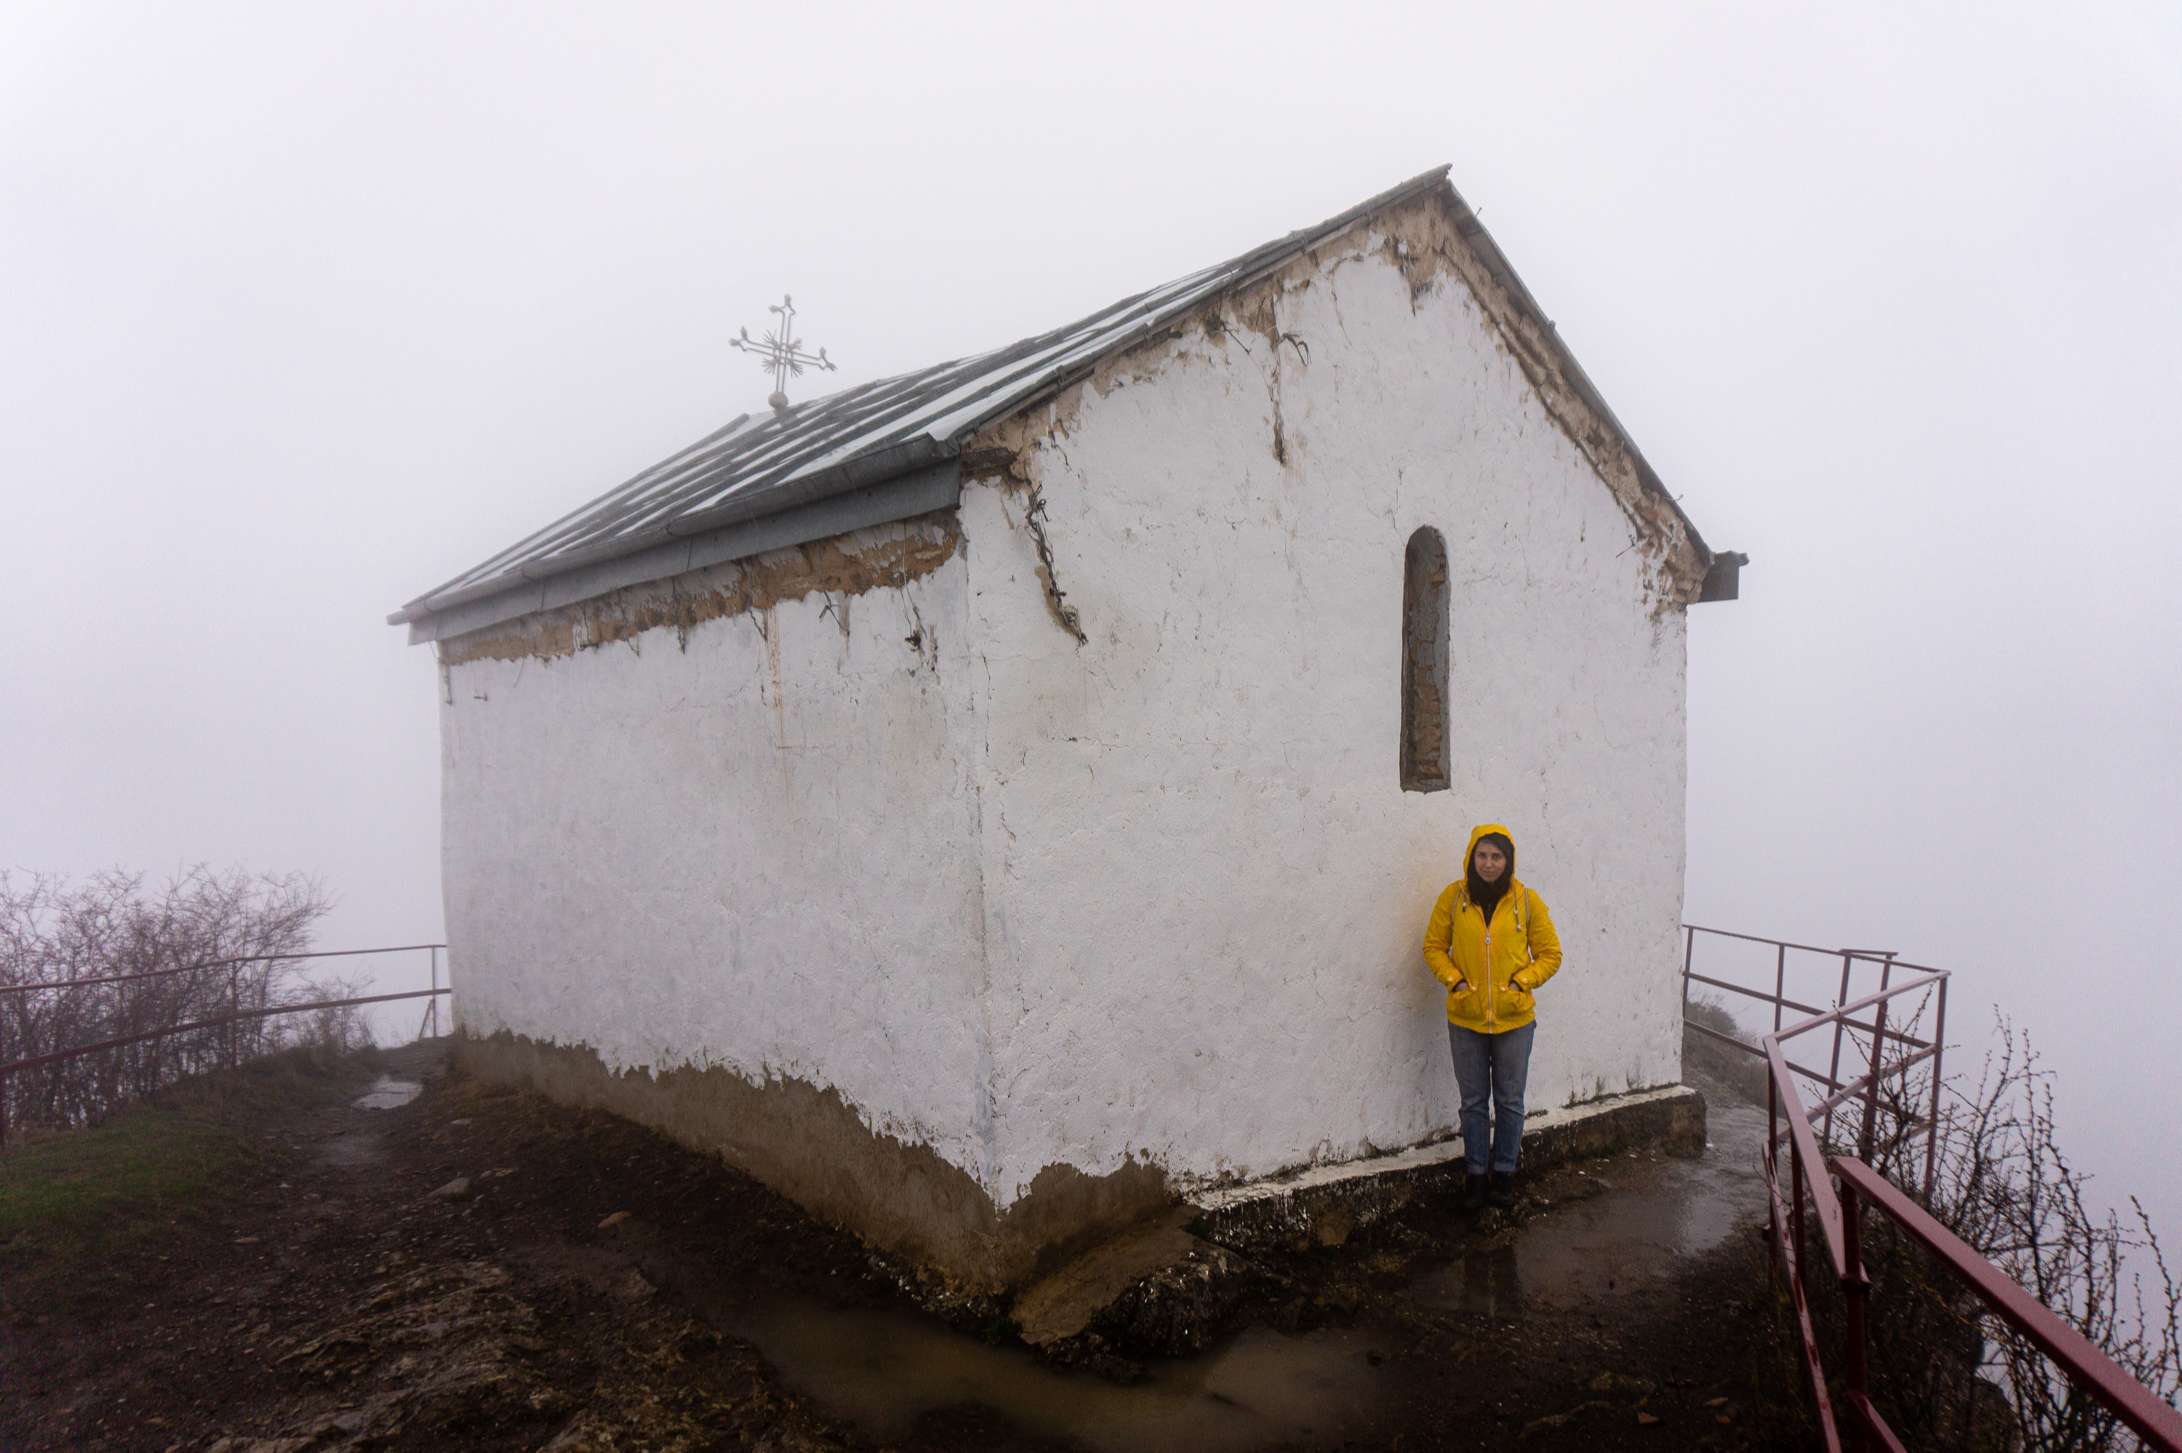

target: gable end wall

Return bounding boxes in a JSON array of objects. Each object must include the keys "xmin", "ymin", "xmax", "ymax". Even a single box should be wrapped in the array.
[{"xmin": 958, "ymin": 192, "xmax": 1693, "ymax": 1206}]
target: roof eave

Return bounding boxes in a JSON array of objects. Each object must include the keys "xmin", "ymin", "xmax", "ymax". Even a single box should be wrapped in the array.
[{"xmin": 390, "ymin": 434, "xmax": 951, "ymax": 629}]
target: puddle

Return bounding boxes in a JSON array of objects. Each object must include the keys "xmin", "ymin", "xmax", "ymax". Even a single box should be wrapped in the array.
[
  {"xmin": 351, "ymin": 1076, "xmax": 421, "ymax": 1111},
  {"xmin": 1413, "ymin": 1093, "xmax": 1771, "ymax": 1315},
  {"xmin": 715, "ymin": 1294, "xmax": 1396, "ymax": 1452}
]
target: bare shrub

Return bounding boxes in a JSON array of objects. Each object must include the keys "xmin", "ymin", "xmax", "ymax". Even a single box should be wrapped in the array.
[
  {"xmin": 1680, "ymin": 966, "xmax": 2178, "ymax": 1449},
  {"xmin": 1833, "ymin": 1015, "xmax": 2181, "ymax": 1450},
  {"xmin": 0, "ymin": 866, "xmax": 359, "ymax": 1136}
]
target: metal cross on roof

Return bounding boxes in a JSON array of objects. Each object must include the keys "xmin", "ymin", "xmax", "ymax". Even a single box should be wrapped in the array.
[{"xmin": 730, "ymin": 294, "xmax": 836, "ymax": 414}]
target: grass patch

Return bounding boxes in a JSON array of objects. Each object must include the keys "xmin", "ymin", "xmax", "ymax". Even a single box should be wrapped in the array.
[
  {"xmin": 0, "ymin": 1102, "xmax": 253, "ymax": 1246},
  {"xmin": 0, "ymin": 1099, "xmax": 261, "ymax": 1312},
  {"xmin": 0, "ymin": 1044, "xmax": 377, "ymax": 1307}
]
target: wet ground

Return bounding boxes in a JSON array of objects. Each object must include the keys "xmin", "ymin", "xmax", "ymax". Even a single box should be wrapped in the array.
[
  {"xmin": 1413, "ymin": 1093, "xmax": 1772, "ymax": 1315},
  {"xmin": 704, "ymin": 1089, "xmax": 1776, "ymax": 1449},
  {"xmin": 1, "ymin": 1043, "xmax": 1809, "ymax": 1451}
]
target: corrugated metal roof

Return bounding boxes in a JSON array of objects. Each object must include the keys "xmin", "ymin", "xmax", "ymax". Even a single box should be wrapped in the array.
[{"xmin": 392, "ymin": 165, "xmax": 1711, "ymax": 629}]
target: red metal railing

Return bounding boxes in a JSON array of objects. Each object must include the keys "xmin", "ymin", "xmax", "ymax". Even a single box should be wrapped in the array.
[
  {"xmin": 0, "ymin": 943, "xmax": 451, "ymax": 998},
  {"xmin": 1683, "ymin": 924, "xmax": 2182, "ymax": 1451},
  {"xmin": 0, "ymin": 943, "xmax": 448, "ymax": 1149}
]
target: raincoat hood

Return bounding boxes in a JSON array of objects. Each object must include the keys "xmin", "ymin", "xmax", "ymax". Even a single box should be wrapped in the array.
[{"xmin": 1465, "ymin": 822, "xmax": 1516, "ymax": 872}]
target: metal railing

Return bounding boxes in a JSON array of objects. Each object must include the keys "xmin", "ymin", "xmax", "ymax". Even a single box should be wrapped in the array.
[
  {"xmin": 0, "ymin": 943, "xmax": 448, "ymax": 1149},
  {"xmin": 1683, "ymin": 924, "xmax": 2182, "ymax": 1451}
]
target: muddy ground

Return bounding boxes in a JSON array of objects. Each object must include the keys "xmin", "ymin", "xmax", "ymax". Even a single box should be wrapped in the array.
[{"xmin": 0, "ymin": 1041, "xmax": 1816, "ymax": 1451}]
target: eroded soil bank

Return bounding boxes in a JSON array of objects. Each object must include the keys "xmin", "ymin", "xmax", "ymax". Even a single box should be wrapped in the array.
[{"xmin": 0, "ymin": 1042, "xmax": 1814, "ymax": 1451}]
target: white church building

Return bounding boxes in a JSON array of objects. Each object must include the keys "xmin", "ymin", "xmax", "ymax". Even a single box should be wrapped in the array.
[{"xmin": 391, "ymin": 166, "xmax": 1742, "ymax": 1292}]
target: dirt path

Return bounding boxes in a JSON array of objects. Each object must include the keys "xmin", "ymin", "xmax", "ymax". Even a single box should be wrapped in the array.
[{"xmin": 1, "ymin": 1045, "xmax": 1815, "ymax": 1451}]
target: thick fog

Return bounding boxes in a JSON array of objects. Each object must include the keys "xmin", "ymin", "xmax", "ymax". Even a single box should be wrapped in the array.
[{"xmin": 5, "ymin": 4, "xmax": 2177, "ymax": 1235}]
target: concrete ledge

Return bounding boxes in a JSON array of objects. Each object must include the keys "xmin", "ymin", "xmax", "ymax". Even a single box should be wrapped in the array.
[{"xmin": 1189, "ymin": 1084, "xmax": 1706, "ymax": 1255}]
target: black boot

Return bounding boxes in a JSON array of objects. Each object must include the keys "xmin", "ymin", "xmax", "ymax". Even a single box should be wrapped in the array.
[
  {"xmin": 1488, "ymin": 1171, "xmax": 1516, "ymax": 1208},
  {"xmin": 1464, "ymin": 1172, "xmax": 1488, "ymax": 1210}
]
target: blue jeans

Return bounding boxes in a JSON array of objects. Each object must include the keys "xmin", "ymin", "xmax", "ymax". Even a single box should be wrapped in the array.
[{"xmin": 1449, "ymin": 1021, "xmax": 1535, "ymax": 1175}]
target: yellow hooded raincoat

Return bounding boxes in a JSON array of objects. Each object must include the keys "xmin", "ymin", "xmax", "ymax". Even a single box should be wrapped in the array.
[{"xmin": 1422, "ymin": 823, "xmax": 1563, "ymax": 1034}]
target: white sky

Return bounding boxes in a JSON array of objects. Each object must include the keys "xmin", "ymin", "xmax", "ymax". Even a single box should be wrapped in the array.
[{"xmin": 4, "ymin": 3, "xmax": 2178, "ymax": 1232}]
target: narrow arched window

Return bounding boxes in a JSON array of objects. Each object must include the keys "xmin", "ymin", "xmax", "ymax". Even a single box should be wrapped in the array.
[{"xmin": 1401, "ymin": 527, "xmax": 1450, "ymax": 792}]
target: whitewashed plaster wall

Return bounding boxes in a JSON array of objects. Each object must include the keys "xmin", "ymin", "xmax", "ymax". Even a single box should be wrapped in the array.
[
  {"xmin": 963, "ymin": 226, "xmax": 1691, "ymax": 1207},
  {"xmin": 436, "ymin": 536, "xmax": 995, "ymax": 1181},
  {"xmin": 435, "ymin": 214, "xmax": 1695, "ymax": 1227}
]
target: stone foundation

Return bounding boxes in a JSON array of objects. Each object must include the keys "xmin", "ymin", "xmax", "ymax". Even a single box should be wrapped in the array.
[{"xmin": 1189, "ymin": 1084, "xmax": 1706, "ymax": 1256}]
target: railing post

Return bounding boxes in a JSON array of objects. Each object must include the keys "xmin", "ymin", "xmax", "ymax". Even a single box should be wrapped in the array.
[
  {"xmin": 116, "ymin": 977, "xmax": 130, "ymax": 1103},
  {"xmin": 1680, "ymin": 926, "xmax": 1694, "ymax": 1018},
  {"xmin": 1766, "ymin": 1071, "xmax": 1780, "ymax": 1278},
  {"xmin": 227, "ymin": 965, "xmax": 240, "ymax": 1070},
  {"xmin": 1791, "ymin": 1134, "xmax": 1807, "ymax": 1284},
  {"xmin": 1825, "ymin": 952, "xmax": 1854, "ymax": 1147},
  {"xmin": 430, "ymin": 946, "xmax": 441, "ymax": 1039},
  {"xmin": 1861, "ymin": 959, "xmax": 1893, "ymax": 1163},
  {"xmin": 1841, "ymin": 1173, "xmax": 1872, "ymax": 1449},
  {"xmin": 1925, "ymin": 974, "xmax": 1948, "ymax": 1203},
  {"xmin": 1773, "ymin": 943, "xmax": 1787, "ymax": 1034}
]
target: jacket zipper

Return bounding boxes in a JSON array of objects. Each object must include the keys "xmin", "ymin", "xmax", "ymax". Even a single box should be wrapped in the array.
[{"xmin": 1483, "ymin": 901, "xmax": 1494, "ymax": 1030}]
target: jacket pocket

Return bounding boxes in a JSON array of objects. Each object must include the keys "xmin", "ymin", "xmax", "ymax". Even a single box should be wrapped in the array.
[{"xmin": 1451, "ymin": 984, "xmax": 1482, "ymax": 1020}]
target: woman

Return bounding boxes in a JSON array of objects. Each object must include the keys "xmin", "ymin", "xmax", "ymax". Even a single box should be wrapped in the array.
[{"xmin": 1421, "ymin": 823, "xmax": 1563, "ymax": 1208}]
